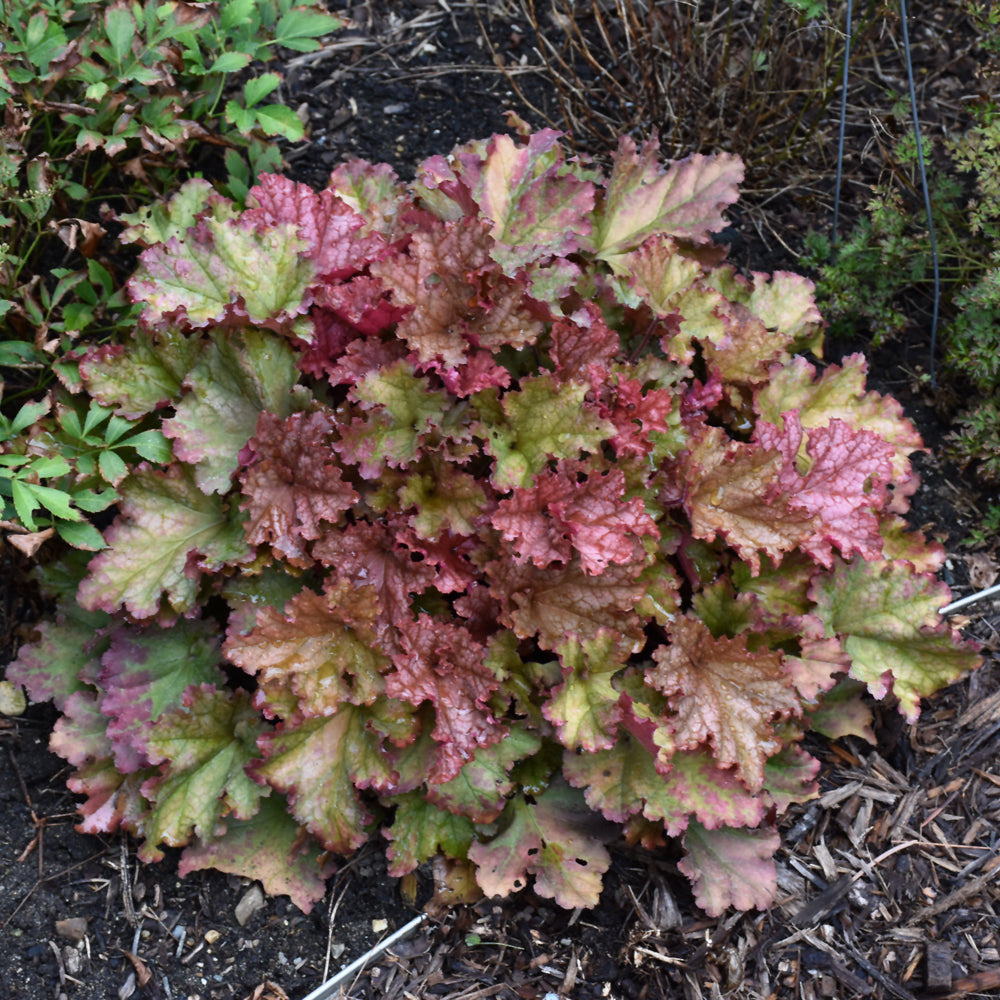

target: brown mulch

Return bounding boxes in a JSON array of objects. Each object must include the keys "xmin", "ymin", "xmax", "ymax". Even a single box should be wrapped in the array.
[{"xmin": 3, "ymin": 2, "xmax": 1000, "ymax": 999}]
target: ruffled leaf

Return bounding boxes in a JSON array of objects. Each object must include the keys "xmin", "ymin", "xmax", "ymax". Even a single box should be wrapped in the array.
[
  {"xmin": 239, "ymin": 409, "xmax": 357, "ymax": 565},
  {"xmin": 811, "ymin": 558, "xmax": 980, "ymax": 721},
  {"xmin": 164, "ymin": 329, "xmax": 301, "ymax": 494},
  {"xmin": 139, "ymin": 686, "xmax": 267, "ymax": 861},
  {"xmin": 468, "ymin": 782, "xmax": 613, "ymax": 908},
  {"xmin": 680, "ymin": 821, "xmax": 780, "ymax": 916},
  {"xmin": 224, "ymin": 579, "xmax": 389, "ymax": 717},
  {"xmin": 178, "ymin": 794, "xmax": 335, "ymax": 913},
  {"xmin": 77, "ymin": 463, "xmax": 252, "ymax": 619},
  {"xmin": 649, "ymin": 616, "xmax": 800, "ymax": 791}
]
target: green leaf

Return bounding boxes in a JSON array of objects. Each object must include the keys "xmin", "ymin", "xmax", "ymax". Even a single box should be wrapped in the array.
[
  {"xmin": 224, "ymin": 100, "xmax": 256, "ymax": 134},
  {"xmin": 383, "ymin": 792, "xmax": 476, "ymax": 876},
  {"xmin": 811, "ymin": 558, "xmax": 981, "ymax": 721},
  {"xmin": 11, "ymin": 399, "xmax": 51, "ymax": 435},
  {"xmin": 206, "ymin": 51, "xmax": 253, "ymax": 74},
  {"xmin": 178, "ymin": 795, "xmax": 333, "ymax": 912},
  {"xmin": 220, "ymin": 0, "xmax": 258, "ymax": 32},
  {"xmin": 164, "ymin": 329, "xmax": 300, "ymax": 493},
  {"xmin": 475, "ymin": 377, "xmax": 616, "ymax": 490},
  {"xmin": 104, "ymin": 6, "xmax": 136, "ymax": 65},
  {"xmin": 140, "ymin": 687, "xmax": 267, "ymax": 860},
  {"xmin": 10, "ymin": 480, "xmax": 39, "ymax": 529},
  {"xmin": 273, "ymin": 9, "xmax": 343, "ymax": 51},
  {"xmin": 98, "ymin": 449, "xmax": 129, "ymax": 486},
  {"xmin": 55, "ymin": 519, "xmax": 108, "ymax": 551},
  {"xmin": 544, "ymin": 631, "xmax": 631, "ymax": 751},
  {"xmin": 243, "ymin": 73, "xmax": 281, "ymax": 109},
  {"xmin": 23, "ymin": 482, "xmax": 82, "ymax": 521},
  {"xmin": 123, "ymin": 428, "xmax": 173, "ymax": 464},
  {"xmin": 252, "ymin": 103, "xmax": 305, "ymax": 142},
  {"xmin": 77, "ymin": 463, "xmax": 252, "ymax": 619}
]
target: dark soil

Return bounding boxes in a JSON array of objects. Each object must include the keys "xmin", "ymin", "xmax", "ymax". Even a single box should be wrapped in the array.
[{"xmin": 3, "ymin": 3, "xmax": 1000, "ymax": 1000}]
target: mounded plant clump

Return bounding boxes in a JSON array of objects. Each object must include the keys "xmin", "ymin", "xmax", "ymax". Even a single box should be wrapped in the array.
[{"xmin": 8, "ymin": 120, "xmax": 979, "ymax": 915}]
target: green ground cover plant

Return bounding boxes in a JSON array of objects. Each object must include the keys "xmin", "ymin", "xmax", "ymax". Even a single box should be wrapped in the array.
[
  {"xmin": 0, "ymin": 0, "xmax": 341, "ymax": 549},
  {"xmin": 6, "ymin": 122, "xmax": 980, "ymax": 915}
]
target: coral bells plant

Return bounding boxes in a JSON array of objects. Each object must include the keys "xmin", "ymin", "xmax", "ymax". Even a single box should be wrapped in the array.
[{"xmin": 8, "ymin": 119, "xmax": 979, "ymax": 915}]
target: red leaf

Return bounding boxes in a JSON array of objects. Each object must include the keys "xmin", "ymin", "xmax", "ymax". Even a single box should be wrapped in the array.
[
  {"xmin": 549, "ymin": 302, "xmax": 620, "ymax": 384},
  {"xmin": 239, "ymin": 411, "xmax": 358, "ymax": 566},
  {"xmin": 491, "ymin": 462, "xmax": 658, "ymax": 575},
  {"xmin": 246, "ymin": 174, "xmax": 388, "ymax": 280},
  {"xmin": 386, "ymin": 615, "xmax": 505, "ymax": 783},
  {"xmin": 312, "ymin": 521, "xmax": 437, "ymax": 626},
  {"xmin": 757, "ymin": 413, "xmax": 894, "ymax": 567},
  {"xmin": 370, "ymin": 218, "xmax": 542, "ymax": 366}
]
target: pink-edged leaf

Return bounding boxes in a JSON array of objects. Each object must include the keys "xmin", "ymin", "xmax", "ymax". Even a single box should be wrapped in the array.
[
  {"xmin": 50, "ymin": 689, "xmax": 113, "ymax": 769},
  {"xmin": 621, "ymin": 234, "xmax": 703, "ymax": 312},
  {"xmin": 563, "ymin": 736, "xmax": 763, "ymax": 835},
  {"xmin": 683, "ymin": 424, "xmax": 812, "ymax": 574},
  {"xmin": 783, "ymin": 631, "xmax": 851, "ymax": 702},
  {"xmin": 811, "ymin": 558, "xmax": 980, "ymax": 722},
  {"xmin": 382, "ymin": 791, "xmax": 476, "ymax": 876},
  {"xmin": 754, "ymin": 353, "xmax": 923, "ymax": 482},
  {"xmin": 164, "ymin": 329, "xmax": 301, "ymax": 494},
  {"xmin": 77, "ymin": 463, "xmax": 252, "ymax": 619},
  {"xmin": 649, "ymin": 616, "xmax": 800, "ymax": 792},
  {"xmin": 311, "ymin": 520, "xmax": 437, "ymax": 625},
  {"xmin": 178, "ymin": 794, "xmax": 336, "ymax": 913},
  {"xmin": 100, "ymin": 618, "xmax": 225, "ymax": 773},
  {"xmin": 5, "ymin": 601, "xmax": 111, "ymax": 710},
  {"xmin": 129, "ymin": 216, "xmax": 313, "ymax": 333},
  {"xmin": 224, "ymin": 579, "xmax": 389, "ymax": 717},
  {"xmin": 757, "ymin": 413, "xmax": 894, "ymax": 568},
  {"xmin": 139, "ymin": 686, "xmax": 267, "ymax": 861},
  {"xmin": 386, "ymin": 615, "xmax": 505, "ymax": 784},
  {"xmin": 245, "ymin": 173, "xmax": 388, "ymax": 279},
  {"xmin": 468, "ymin": 782, "xmax": 613, "ymax": 909},
  {"xmin": 79, "ymin": 329, "xmax": 201, "ymax": 419},
  {"xmin": 327, "ymin": 158, "xmax": 407, "ymax": 233},
  {"xmin": 426, "ymin": 727, "xmax": 542, "ymax": 822},
  {"xmin": 488, "ymin": 551, "xmax": 646, "ymax": 651},
  {"xmin": 252, "ymin": 702, "xmax": 414, "ymax": 854},
  {"xmin": 239, "ymin": 409, "xmax": 358, "ymax": 566},
  {"xmin": 472, "ymin": 129, "xmax": 596, "ymax": 271},
  {"xmin": 543, "ymin": 630, "xmax": 632, "ymax": 751},
  {"xmin": 118, "ymin": 177, "xmax": 218, "ymax": 247},
  {"xmin": 594, "ymin": 136, "xmax": 743, "ymax": 260},
  {"xmin": 68, "ymin": 761, "xmax": 152, "ymax": 837},
  {"xmin": 761, "ymin": 744, "xmax": 821, "ymax": 812},
  {"xmin": 679, "ymin": 821, "xmax": 780, "ymax": 916}
]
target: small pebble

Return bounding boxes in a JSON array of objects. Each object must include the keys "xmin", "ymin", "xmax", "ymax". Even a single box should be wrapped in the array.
[
  {"xmin": 371, "ymin": 918, "xmax": 388, "ymax": 933},
  {"xmin": 204, "ymin": 929, "xmax": 221, "ymax": 944}
]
